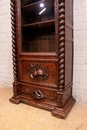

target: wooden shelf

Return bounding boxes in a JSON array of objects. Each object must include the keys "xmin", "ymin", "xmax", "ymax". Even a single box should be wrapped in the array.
[
  {"xmin": 22, "ymin": 0, "xmax": 45, "ymax": 9},
  {"xmin": 22, "ymin": 19, "xmax": 55, "ymax": 28}
]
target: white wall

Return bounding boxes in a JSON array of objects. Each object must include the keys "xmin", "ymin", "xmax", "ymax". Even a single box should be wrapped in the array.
[
  {"xmin": 0, "ymin": 0, "xmax": 13, "ymax": 87},
  {"xmin": 0, "ymin": 0, "xmax": 87, "ymax": 103},
  {"xmin": 73, "ymin": 0, "xmax": 87, "ymax": 103}
]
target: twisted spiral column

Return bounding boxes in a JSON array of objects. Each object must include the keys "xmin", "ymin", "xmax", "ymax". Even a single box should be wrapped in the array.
[
  {"xmin": 10, "ymin": 0, "xmax": 18, "ymax": 83},
  {"xmin": 58, "ymin": 0, "xmax": 65, "ymax": 91}
]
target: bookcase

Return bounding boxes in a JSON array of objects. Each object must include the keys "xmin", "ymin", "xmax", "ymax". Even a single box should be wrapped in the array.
[{"xmin": 10, "ymin": 0, "xmax": 75, "ymax": 118}]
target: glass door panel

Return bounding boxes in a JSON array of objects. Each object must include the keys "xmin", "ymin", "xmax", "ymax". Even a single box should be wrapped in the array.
[{"xmin": 21, "ymin": 0, "xmax": 55, "ymax": 52}]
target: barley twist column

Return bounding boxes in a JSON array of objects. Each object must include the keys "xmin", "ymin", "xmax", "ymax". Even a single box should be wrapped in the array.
[
  {"xmin": 58, "ymin": 0, "xmax": 65, "ymax": 91},
  {"xmin": 10, "ymin": 0, "xmax": 18, "ymax": 83}
]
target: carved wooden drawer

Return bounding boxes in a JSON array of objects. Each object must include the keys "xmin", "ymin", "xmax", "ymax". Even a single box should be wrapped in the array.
[
  {"xmin": 21, "ymin": 84, "xmax": 58, "ymax": 105},
  {"xmin": 20, "ymin": 60, "xmax": 58, "ymax": 88}
]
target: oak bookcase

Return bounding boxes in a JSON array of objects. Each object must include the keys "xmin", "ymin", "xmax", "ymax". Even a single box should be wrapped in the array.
[{"xmin": 10, "ymin": 0, "xmax": 75, "ymax": 118}]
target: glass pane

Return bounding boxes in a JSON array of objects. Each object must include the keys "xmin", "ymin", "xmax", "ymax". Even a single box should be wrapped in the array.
[
  {"xmin": 21, "ymin": 0, "xmax": 54, "ymax": 24},
  {"xmin": 21, "ymin": 0, "xmax": 55, "ymax": 52},
  {"xmin": 22, "ymin": 22, "xmax": 55, "ymax": 52}
]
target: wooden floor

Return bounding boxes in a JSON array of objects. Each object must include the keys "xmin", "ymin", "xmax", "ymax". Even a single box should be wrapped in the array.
[{"xmin": 0, "ymin": 86, "xmax": 87, "ymax": 130}]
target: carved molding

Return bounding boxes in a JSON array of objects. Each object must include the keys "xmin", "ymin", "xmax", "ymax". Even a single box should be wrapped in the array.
[
  {"xmin": 28, "ymin": 63, "xmax": 49, "ymax": 80},
  {"xmin": 11, "ymin": 0, "xmax": 18, "ymax": 83},
  {"xmin": 58, "ymin": 0, "xmax": 65, "ymax": 91}
]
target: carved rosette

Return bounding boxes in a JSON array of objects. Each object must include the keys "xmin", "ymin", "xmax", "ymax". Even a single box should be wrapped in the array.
[
  {"xmin": 28, "ymin": 63, "xmax": 49, "ymax": 81},
  {"xmin": 10, "ymin": 0, "xmax": 18, "ymax": 83},
  {"xmin": 58, "ymin": 0, "xmax": 65, "ymax": 91}
]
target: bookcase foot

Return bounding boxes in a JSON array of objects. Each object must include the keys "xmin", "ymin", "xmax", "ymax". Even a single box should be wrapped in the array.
[{"xmin": 51, "ymin": 97, "xmax": 75, "ymax": 118}]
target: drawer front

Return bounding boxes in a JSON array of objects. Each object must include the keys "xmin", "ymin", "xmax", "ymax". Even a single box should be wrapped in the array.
[
  {"xmin": 21, "ymin": 84, "xmax": 57, "ymax": 104},
  {"xmin": 20, "ymin": 60, "xmax": 58, "ymax": 88}
]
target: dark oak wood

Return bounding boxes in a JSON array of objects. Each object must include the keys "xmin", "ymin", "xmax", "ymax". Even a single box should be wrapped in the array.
[{"xmin": 10, "ymin": 0, "xmax": 75, "ymax": 118}]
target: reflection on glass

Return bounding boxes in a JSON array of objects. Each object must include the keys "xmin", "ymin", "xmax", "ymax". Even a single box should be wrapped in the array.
[
  {"xmin": 40, "ymin": 3, "xmax": 44, "ymax": 8},
  {"xmin": 39, "ymin": 8, "xmax": 46, "ymax": 15}
]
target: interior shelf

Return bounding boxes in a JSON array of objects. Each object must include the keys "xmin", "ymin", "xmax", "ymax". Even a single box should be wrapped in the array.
[
  {"xmin": 21, "ymin": 0, "xmax": 44, "ymax": 8},
  {"xmin": 22, "ymin": 19, "xmax": 55, "ymax": 28}
]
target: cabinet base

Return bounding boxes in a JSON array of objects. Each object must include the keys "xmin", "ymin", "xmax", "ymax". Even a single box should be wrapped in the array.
[
  {"xmin": 9, "ymin": 96, "xmax": 21, "ymax": 104},
  {"xmin": 52, "ymin": 97, "xmax": 75, "ymax": 118},
  {"xmin": 9, "ymin": 96, "xmax": 75, "ymax": 118}
]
